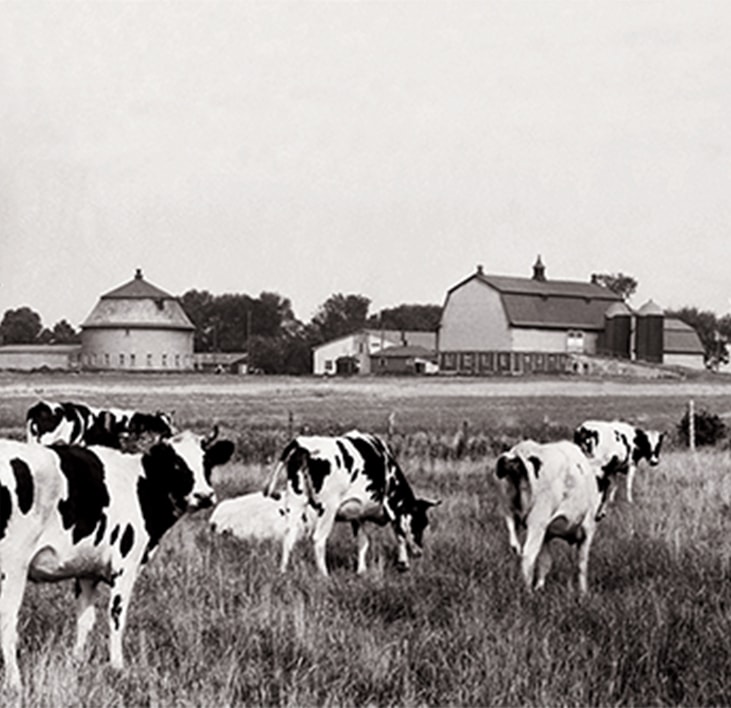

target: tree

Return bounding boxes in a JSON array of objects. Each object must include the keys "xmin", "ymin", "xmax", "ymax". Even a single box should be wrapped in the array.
[
  {"xmin": 367, "ymin": 303, "xmax": 442, "ymax": 331},
  {"xmin": 52, "ymin": 320, "xmax": 80, "ymax": 344},
  {"xmin": 591, "ymin": 272, "xmax": 638, "ymax": 301},
  {"xmin": 0, "ymin": 307, "xmax": 43, "ymax": 344},
  {"xmin": 310, "ymin": 293, "xmax": 371, "ymax": 344}
]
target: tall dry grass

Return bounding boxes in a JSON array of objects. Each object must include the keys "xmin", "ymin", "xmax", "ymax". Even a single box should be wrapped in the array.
[{"xmin": 5, "ymin": 449, "xmax": 731, "ymax": 706}]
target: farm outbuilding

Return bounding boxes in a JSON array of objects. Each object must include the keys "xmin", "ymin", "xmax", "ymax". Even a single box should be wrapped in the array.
[
  {"xmin": 80, "ymin": 269, "xmax": 195, "ymax": 371},
  {"xmin": 370, "ymin": 344, "xmax": 438, "ymax": 375},
  {"xmin": 0, "ymin": 344, "xmax": 81, "ymax": 371},
  {"xmin": 438, "ymin": 258, "xmax": 706, "ymax": 374},
  {"xmin": 313, "ymin": 329, "xmax": 437, "ymax": 376}
]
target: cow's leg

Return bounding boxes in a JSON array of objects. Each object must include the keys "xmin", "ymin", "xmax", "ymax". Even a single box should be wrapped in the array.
[
  {"xmin": 576, "ymin": 525, "xmax": 596, "ymax": 595},
  {"xmin": 73, "ymin": 578, "xmax": 98, "ymax": 660},
  {"xmin": 280, "ymin": 493, "xmax": 307, "ymax": 573},
  {"xmin": 520, "ymin": 516, "xmax": 548, "ymax": 591},
  {"xmin": 533, "ymin": 541, "xmax": 553, "ymax": 591},
  {"xmin": 107, "ymin": 568, "xmax": 138, "ymax": 670},
  {"xmin": 504, "ymin": 514, "xmax": 521, "ymax": 554},
  {"xmin": 353, "ymin": 522, "xmax": 370, "ymax": 575},
  {"xmin": 0, "ymin": 562, "xmax": 29, "ymax": 690},
  {"xmin": 311, "ymin": 509, "xmax": 337, "ymax": 577},
  {"xmin": 625, "ymin": 464, "xmax": 636, "ymax": 503}
]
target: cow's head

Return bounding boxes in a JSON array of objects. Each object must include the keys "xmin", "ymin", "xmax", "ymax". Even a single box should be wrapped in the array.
[
  {"xmin": 634, "ymin": 428, "xmax": 665, "ymax": 466},
  {"xmin": 573, "ymin": 426, "xmax": 599, "ymax": 457},
  {"xmin": 143, "ymin": 428, "xmax": 234, "ymax": 512},
  {"xmin": 395, "ymin": 497, "xmax": 440, "ymax": 571}
]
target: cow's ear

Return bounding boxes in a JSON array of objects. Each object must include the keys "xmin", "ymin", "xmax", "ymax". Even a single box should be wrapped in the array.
[
  {"xmin": 496, "ymin": 454, "xmax": 510, "ymax": 478},
  {"xmin": 205, "ymin": 440, "xmax": 235, "ymax": 468}
]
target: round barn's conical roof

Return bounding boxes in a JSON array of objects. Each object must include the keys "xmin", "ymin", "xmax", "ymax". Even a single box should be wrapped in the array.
[{"xmin": 81, "ymin": 269, "xmax": 194, "ymax": 331}]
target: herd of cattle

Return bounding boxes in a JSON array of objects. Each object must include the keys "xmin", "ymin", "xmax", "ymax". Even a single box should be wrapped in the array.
[{"xmin": 0, "ymin": 400, "xmax": 665, "ymax": 690}]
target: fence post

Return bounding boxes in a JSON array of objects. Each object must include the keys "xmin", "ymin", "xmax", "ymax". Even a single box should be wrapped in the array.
[
  {"xmin": 288, "ymin": 410, "xmax": 294, "ymax": 440},
  {"xmin": 387, "ymin": 411, "xmax": 396, "ymax": 442},
  {"xmin": 688, "ymin": 399, "xmax": 695, "ymax": 452}
]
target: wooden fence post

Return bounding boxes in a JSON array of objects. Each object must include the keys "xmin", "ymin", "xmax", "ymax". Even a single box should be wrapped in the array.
[{"xmin": 688, "ymin": 399, "xmax": 696, "ymax": 452}]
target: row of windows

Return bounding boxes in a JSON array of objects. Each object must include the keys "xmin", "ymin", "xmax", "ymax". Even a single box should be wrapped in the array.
[{"xmin": 82, "ymin": 353, "xmax": 188, "ymax": 368}]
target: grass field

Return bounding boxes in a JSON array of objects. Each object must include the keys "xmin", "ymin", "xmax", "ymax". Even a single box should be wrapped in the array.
[{"xmin": 2, "ymin": 371, "xmax": 731, "ymax": 706}]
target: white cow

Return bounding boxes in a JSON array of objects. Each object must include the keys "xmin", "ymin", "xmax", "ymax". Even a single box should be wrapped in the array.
[
  {"xmin": 574, "ymin": 419, "xmax": 665, "ymax": 513},
  {"xmin": 495, "ymin": 439, "xmax": 603, "ymax": 595},
  {"xmin": 210, "ymin": 492, "xmax": 312, "ymax": 541},
  {"xmin": 0, "ymin": 429, "xmax": 234, "ymax": 690}
]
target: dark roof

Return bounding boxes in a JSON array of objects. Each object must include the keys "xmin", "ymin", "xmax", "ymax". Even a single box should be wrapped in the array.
[
  {"xmin": 371, "ymin": 345, "xmax": 436, "ymax": 359},
  {"xmin": 450, "ymin": 271, "xmax": 622, "ymax": 331},
  {"xmin": 664, "ymin": 318, "xmax": 705, "ymax": 355},
  {"xmin": 101, "ymin": 269, "xmax": 173, "ymax": 300}
]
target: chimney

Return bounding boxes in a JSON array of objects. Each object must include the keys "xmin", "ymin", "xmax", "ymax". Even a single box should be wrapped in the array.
[
  {"xmin": 532, "ymin": 255, "xmax": 546, "ymax": 281},
  {"xmin": 476, "ymin": 264, "xmax": 484, "ymax": 275},
  {"xmin": 135, "ymin": 268, "xmax": 143, "ymax": 280}
]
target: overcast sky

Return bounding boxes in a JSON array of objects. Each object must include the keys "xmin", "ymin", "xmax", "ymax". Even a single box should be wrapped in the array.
[{"xmin": 1, "ymin": 1, "xmax": 729, "ymax": 329}]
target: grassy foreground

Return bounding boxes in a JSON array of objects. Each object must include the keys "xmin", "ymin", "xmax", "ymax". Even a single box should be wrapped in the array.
[{"xmin": 1, "ymin": 373, "xmax": 731, "ymax": 705}]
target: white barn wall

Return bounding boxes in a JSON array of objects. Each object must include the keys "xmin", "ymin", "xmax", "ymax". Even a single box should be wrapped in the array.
[
  {"xmin": 511, "ymin": 329, "xmax": 599, "ymax": 354},
  {"xmin": 82, "ymin": 328, "xmax": 194, "ymax": 370},
  {"xmin": 439, "ymin": 280, "xmax": 511, "ymax": 351}
]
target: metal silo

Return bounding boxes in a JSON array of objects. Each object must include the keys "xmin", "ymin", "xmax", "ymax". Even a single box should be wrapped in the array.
[
  {"xmin": 635, "ymin": 299, "xmax": 664, "ymax": 363},
  {"xmin": 604, "ymin": 301, "xmax": 633, "ymax": 358}
]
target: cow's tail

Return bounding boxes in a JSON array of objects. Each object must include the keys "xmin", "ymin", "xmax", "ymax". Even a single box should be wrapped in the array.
[{"xmin": 264, "ymin": 439, "xmax": 299, "ymax": 500}]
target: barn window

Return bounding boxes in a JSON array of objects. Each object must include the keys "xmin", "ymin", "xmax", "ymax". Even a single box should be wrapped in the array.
[
  {"xmin": 567, "ymin": 330, "xmax": 585, "ymax": 353},
  {"xmin": 175, "ymin": 354, "xmax": 180, "ymax": 368},
  {"xmin": 146, "ymin": 353, "xmax": 153, "ymax": 368},
  {"xmin": 130, "ymin": 354, "xmax": 136, "ymax": 368},
  {"xmin": 324, "ymin": 360, "xmax": 333, "ymax": 372},
  {"xmin": 161, "ymin": 353, "xmax": 168, "ymax": 368},
  {"xmin": 119, "ymin": 353, "xmax": 125, "ymax": 367}
]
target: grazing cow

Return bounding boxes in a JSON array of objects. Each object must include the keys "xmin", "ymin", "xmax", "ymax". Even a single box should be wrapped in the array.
[
  {"xmin": 573, "ymin": 419, "xmax": 665, "ymax": 512},
  {"xmin": 0, "ymin": 428, "xmax": 234, "ymax": 690},
  {"xmin": 26, "ymin": 400, "xmax": 175, "ymax": 450},
  {"xmin": 495, "ymin": 439, "xmax": 603, "ymax": 595},
  {"xmin": 210, "ymin": 492, "xmax": 310, "ymax": 542},
  {"xmin": 264, "ymin": 431, "xmax": 439, "ymax": 576}
]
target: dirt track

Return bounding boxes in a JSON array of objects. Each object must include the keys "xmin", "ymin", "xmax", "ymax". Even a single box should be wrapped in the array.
[{"xmin": 2, "ymin": 372, "xmax": 731, "ymax": 400}]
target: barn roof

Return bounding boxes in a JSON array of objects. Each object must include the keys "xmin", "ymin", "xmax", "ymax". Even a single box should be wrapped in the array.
[
  {"xmin": 664, "ymin": 318, "xmax": 705, "ymax": 355},
  {"xmin": 371, "ymin": 344, "xmax": 436, "ymax": 359},
  {"xmin": 81, "ymin": 269, "xmax": 194, "ymax": 331},
  {"xmin": 449, "ymin": 265, "xmax": 623, "ymax": 331}
]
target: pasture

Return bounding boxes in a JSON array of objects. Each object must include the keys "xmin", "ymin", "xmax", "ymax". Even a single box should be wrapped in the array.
[{"xmin": 2, "ymin": 371, "xmax": 731, "ymax": 706}]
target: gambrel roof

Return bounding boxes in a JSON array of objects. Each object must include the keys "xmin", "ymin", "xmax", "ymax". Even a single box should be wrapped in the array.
[{"xmin": 447, "ymin": 266, "xmax": 623, "ymax": 331}]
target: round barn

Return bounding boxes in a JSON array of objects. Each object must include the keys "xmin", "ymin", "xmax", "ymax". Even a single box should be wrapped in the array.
[{"xmin": 80, "ymin": 269, "xmax": 194, "ymax": 371}]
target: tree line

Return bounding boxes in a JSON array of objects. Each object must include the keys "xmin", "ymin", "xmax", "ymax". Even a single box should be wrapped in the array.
[
  {"xmin": 0, "ymin": 293, "xmax": 442, "ymax": 374},
  {"xmin": 1, "ymin": 272, "xmax": 729, "ymax": 372}
]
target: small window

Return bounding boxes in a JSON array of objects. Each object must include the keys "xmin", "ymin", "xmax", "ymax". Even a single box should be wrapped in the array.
[
  {"xmin": 104, "ymin": 353, "xmax": 110, "ymax": 367},
  {"xmin": 130, "ymin": 353, "xmax": 136, "ymax": 368},
  {"xmin": 161, "ymin": 353, "xmax": 168, "ymax": 368},
  {"xmin": 147, "ymin": 353, "xmax": 153, "ymax": 368},
  {"xmin": 324, "ymin": 360, "xmax": 333, "ymax": 372},
  {"xmin": 119, "ymin": 353, "xmax": 125, "ymax": 367}
]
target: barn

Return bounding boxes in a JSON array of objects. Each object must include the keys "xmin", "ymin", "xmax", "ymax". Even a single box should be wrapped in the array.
[
  {"xmin": 438, "ymin": 258, "xmax": 706, "ymax": 375},
  {"xmin": 80, "ymin": 269, "xmax": 195, "ymax": 371}
]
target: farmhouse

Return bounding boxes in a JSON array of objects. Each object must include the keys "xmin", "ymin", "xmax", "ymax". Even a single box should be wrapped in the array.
[
  {"xmin": 438, "ymin": 258, "xmax": 705, "ymax": 374},
  {"xmin": 313, "ymin": 329, "xmax": 437, "ymax": 375},
  {"xmin": 80, "ymin": 269, "xmax": 195, "ymax": 371}
]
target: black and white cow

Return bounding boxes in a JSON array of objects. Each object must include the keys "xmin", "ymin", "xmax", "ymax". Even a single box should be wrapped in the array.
[
  {"xmin": 0, "ymin": 428, "xmax": 234, "ymax": 690},
  {"xmin": 574, "ymin": 419, "xmax": 665, "ymax": 513},
  {"xmin": 496, "ymin": 439, "xmax": 603, "ymax": 595},
  {"xmin": 26, "ymin": 400, "xmax": 175, "ymax": 450},
  {"xmin": 264, "ymin": 430, "xmax": 439, "ymax": 576}
]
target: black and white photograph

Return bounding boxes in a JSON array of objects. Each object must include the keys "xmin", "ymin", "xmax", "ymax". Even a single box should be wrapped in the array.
[{"xmin": 1, "ymin": 1, "xmax": 730, "ymax": 705}]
